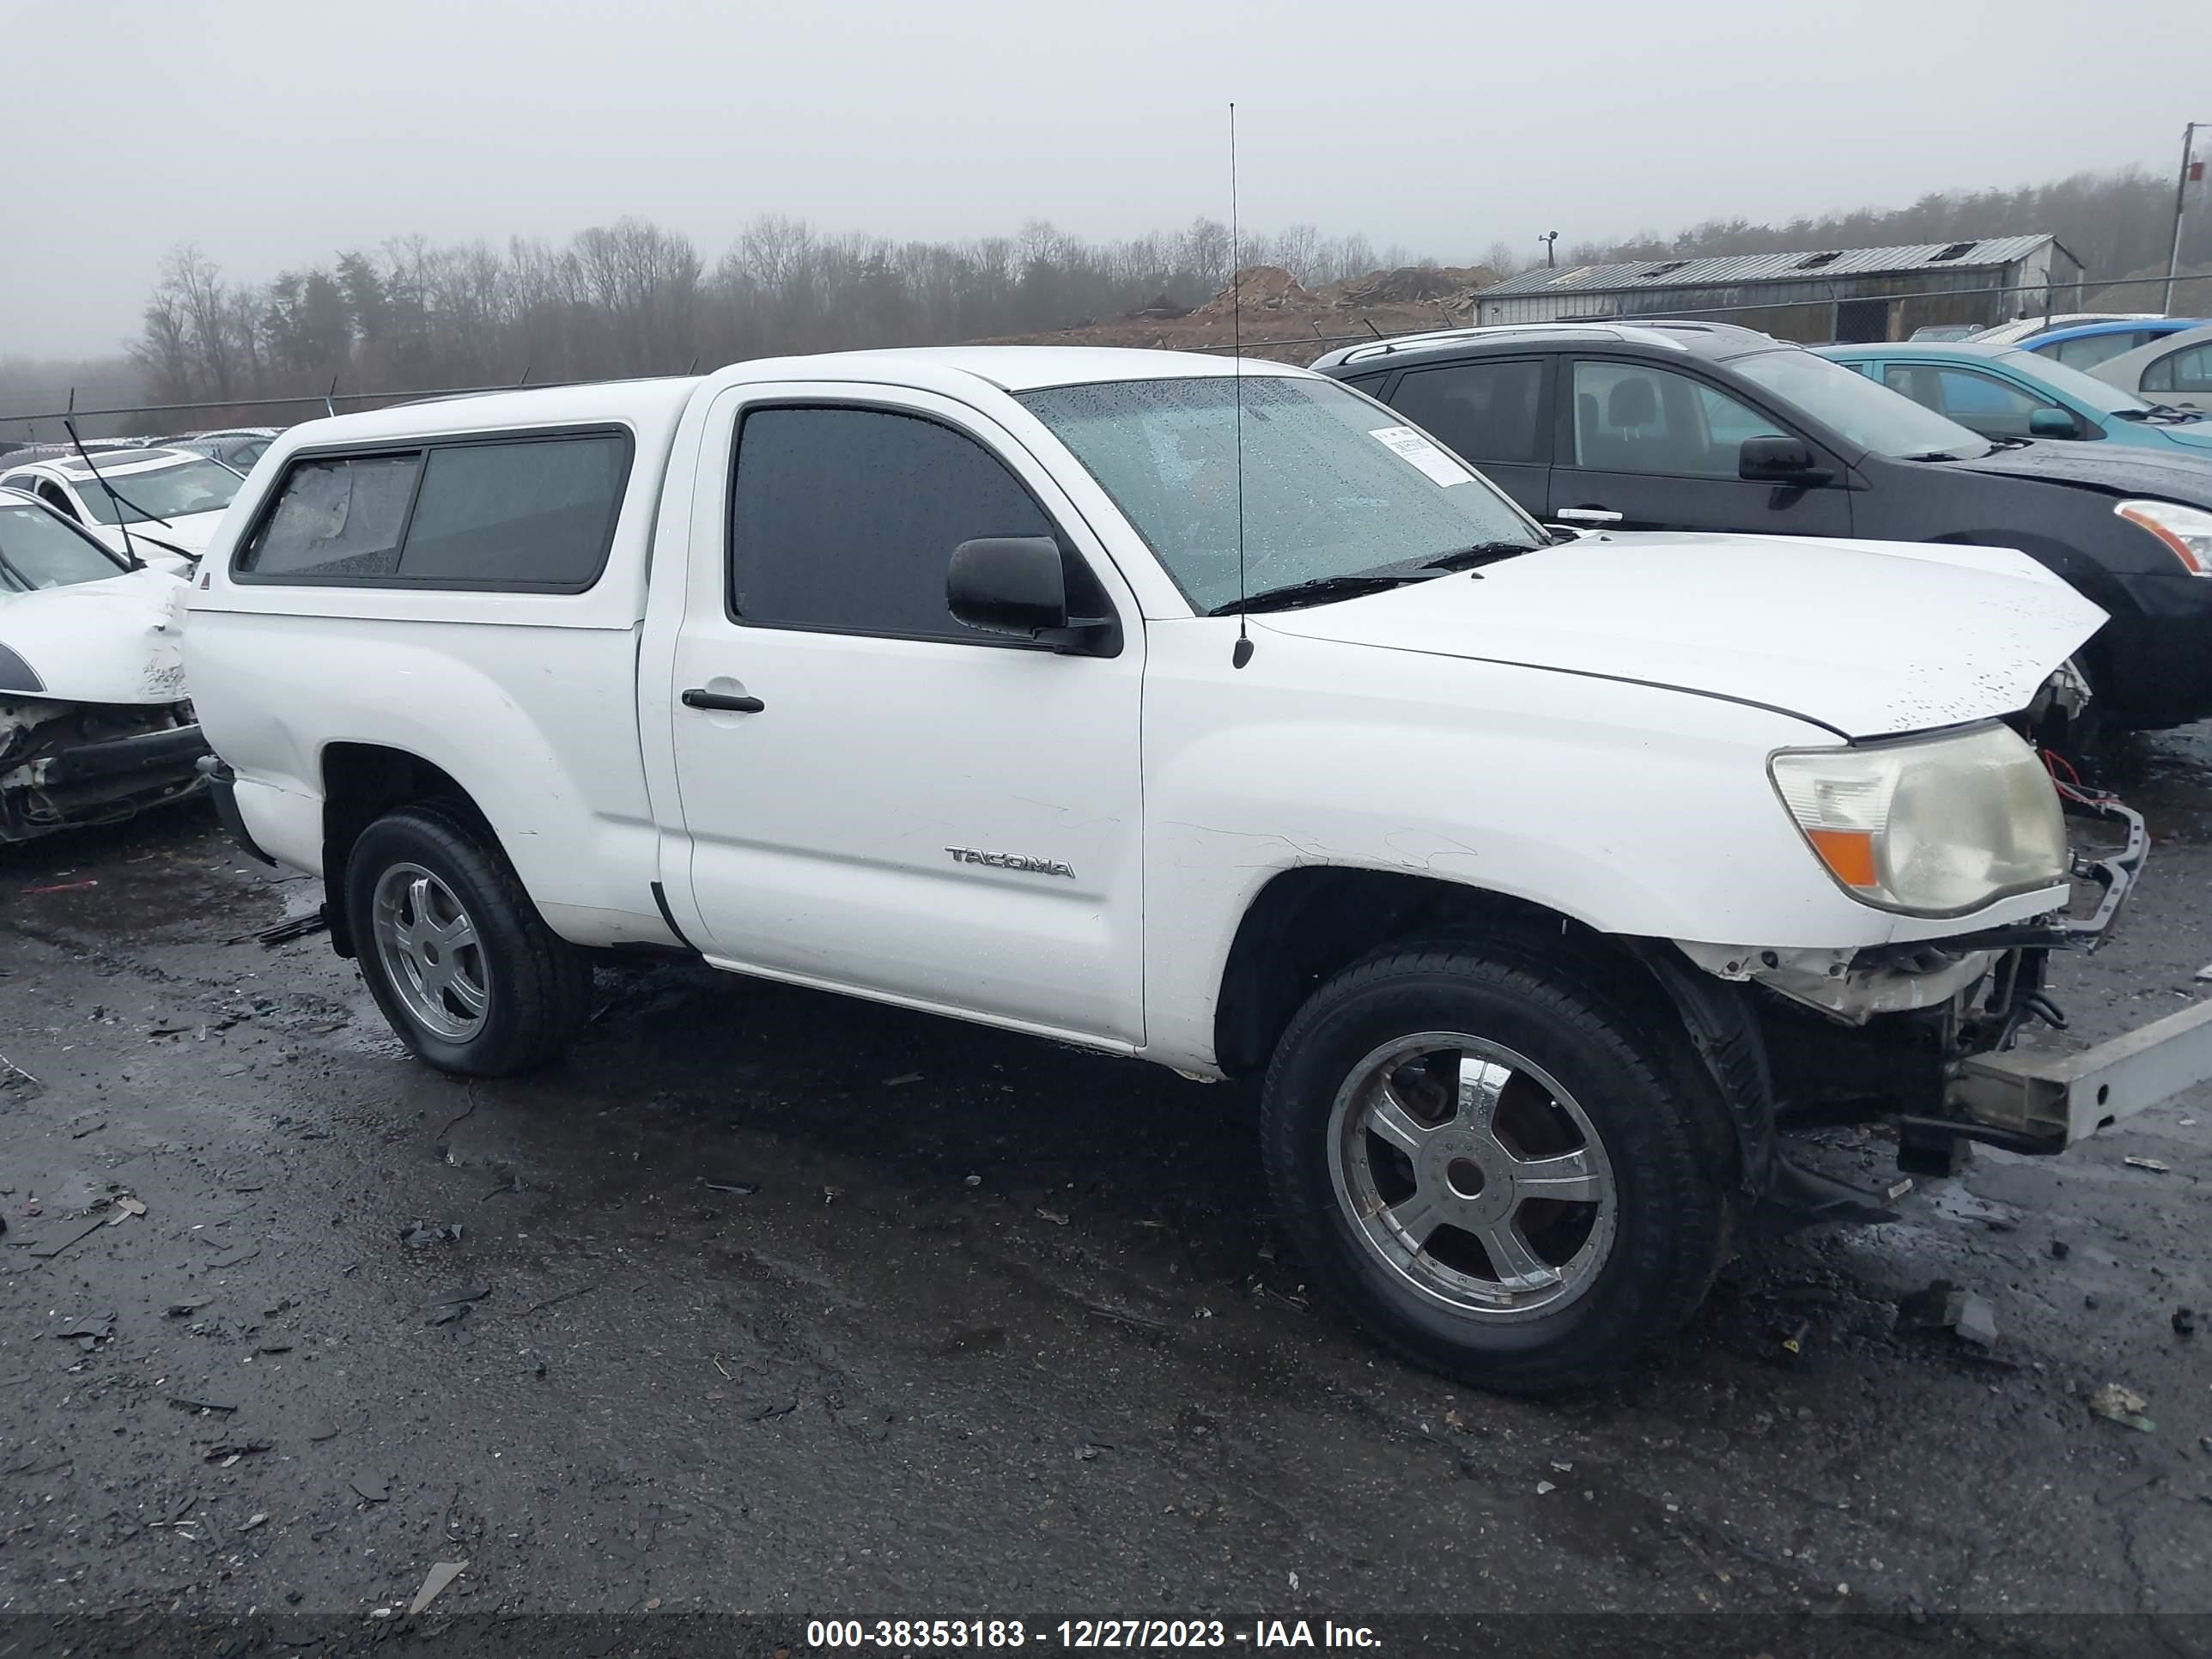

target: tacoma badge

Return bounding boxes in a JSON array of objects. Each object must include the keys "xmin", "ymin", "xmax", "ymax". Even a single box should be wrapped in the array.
[{"xmin": 945, "ymin": 846, "xmax": 1076, "ymax": 878}]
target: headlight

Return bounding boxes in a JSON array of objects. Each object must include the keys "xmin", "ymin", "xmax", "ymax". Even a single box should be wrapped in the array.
[
  {"xmin": 2116, "ymin": 499, "xmax": 2212, "ymax": 575},
  {"xmin": 1770, "ymin": 722, "xmax": 2067, "ymax": 916}
]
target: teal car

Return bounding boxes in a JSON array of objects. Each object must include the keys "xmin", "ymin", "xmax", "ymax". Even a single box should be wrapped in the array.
[{"xmin": 1817, "ymin": 341, "xmax": 2212, "ymax": 459}]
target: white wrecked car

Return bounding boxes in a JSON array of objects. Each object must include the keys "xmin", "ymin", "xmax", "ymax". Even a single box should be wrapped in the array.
[
  {"xmin": 0, "ymin": 488, "xmax": 208, "ymax": 842},
  {"xmin": 0, "ymin": 447, "xmax": 247, "ymax": 576}
]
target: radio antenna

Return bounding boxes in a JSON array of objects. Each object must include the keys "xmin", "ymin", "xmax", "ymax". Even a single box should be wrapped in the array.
[{"xmin": 1229, "ymin": 101, "xmax": 1253, "ymax": 670}]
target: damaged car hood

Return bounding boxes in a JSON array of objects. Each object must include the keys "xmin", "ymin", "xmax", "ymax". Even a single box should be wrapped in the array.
[
  {"xmin": 1255, "ymin": 532, "xmax": 2105, "ymax": 739},
  {"xmin": 88, "ymin": 510, "xmax": 222, "ymax": 577},
  {"xmin": 0, "ymin": 567, "xmax": 191, "ymax": 704}
]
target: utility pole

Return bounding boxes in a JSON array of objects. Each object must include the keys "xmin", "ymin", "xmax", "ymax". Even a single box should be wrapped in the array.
[{"xmin": 2166, "ymin": 121, "xmax": 2207, "ymax": 317}]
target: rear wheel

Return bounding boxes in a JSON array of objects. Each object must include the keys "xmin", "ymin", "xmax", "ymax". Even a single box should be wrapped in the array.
[
  {"xmin": 1261, "ymin": 942, "xmax": 1733, "ymax": 1394},
  {"xmin": 345, "ymin": 803, "xmax": 590, "ymax": 1076}
]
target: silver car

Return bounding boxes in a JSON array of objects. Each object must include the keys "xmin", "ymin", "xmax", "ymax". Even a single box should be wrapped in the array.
[{"xmin": 2088, "ymin": 321, "xmax": 2212, "ymax": 416}]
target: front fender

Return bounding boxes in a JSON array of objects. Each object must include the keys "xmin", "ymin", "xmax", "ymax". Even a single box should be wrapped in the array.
[{"xmin": 1134, "ymin": 623, "xmax": 2060, "ymax": 1073}]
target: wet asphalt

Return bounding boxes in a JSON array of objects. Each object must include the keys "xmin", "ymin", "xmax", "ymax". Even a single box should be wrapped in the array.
[{"xmin": 3, "ymin": 728, "xmax": 2211, "ymax": 1656}]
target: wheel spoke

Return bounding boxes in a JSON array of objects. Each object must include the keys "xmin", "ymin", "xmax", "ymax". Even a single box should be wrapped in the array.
[
  {"xmin": 1454, "ymin": 1054, "xmax": 1510, "ymax": 1132},
  {"xmin": 1387, "ymin": 1183, "xmax": 1452, "ymax": 1249},
  {"xmin": 406, "ymin": 874, "xmax": 434, "ymax": 933},
  {"xmin": 1473, "ymin": 1218, "xmax": 1556, "ymax": 1290},
  {"xmin": 1364, "ymin": 1081, "xmax": 1433, "ymax": 1157},
  {"xmin": 1510, "ymin": 1146, "xmax": 1604, "ymax": 1204},
  {"xmin": 445, "ymin": 969, "xmax": 489, "ymax": 1017}
]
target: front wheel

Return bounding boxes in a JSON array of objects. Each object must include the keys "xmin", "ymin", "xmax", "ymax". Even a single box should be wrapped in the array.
[
  {"xmin": 344, "ymin": 803, "xmax": 591, "ymax": 1076},
  {"xmin": 1261, "ymin": 943, "xmax": 1733, "ymax": 1395}
]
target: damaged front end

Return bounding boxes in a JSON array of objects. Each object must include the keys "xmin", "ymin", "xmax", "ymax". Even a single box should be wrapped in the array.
[
  {"xmin": 1662, "ymin": 657, "xmax": 2212, "ymax": 1219},
  {"xmin": 0, "ymin": 696, "xmax": 209, "ymax": 842},
  {"xmin": 1684, "ymin": 785, "xmax": 2212, "ymax": 1205},
  {"xmin": 0, "ymin": 523, "xmax": 211, "ymax": 842}
]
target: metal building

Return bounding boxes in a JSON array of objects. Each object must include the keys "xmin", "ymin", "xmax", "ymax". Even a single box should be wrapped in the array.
[{"xmin": 1473, "ymin": 235, "xmax": 2086, "ymax": 343}]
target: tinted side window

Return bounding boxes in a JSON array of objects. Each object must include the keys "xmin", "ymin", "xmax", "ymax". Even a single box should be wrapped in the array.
[
  {"xmin": 1884, "ymin": 365, "xmax": 2047, "ymax": 419},
  {"xmin": 1570, "ymin": 362, "xmax": 1782, "ymax": 477},
  {"xmin": 398, "ymin": 435, "xmax": 627, "ymax": 587},
  {"xmin": 1389, "ymin": 360, "xmax": 1545, "ymax": 464},
  {"xmin": 34, "ymin": 480, "xmax": 80, "ymax": 521},
  {"xmin": 240, "ymin": 453, "xmax": 420, "ymax": 578},
  {"xmin": 2050, "ymin": 333, "xmax": 2142, "ymax": 371},
  {"xmin": 2147, "ymin": 345, "xmax": 2212, "ymax": 393},
  {"xmin": 731, "ymin": 407, "xmax": 1055, "ymax": 641}
]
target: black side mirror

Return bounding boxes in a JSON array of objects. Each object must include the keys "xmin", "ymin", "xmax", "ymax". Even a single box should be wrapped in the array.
[
  {"xmin": 1739, "ymin": 435, "xmax": 1832, "ymax": 485},
  {"xmin": 2028, "ymin": 407, "xmax": 2080, "ymax": 440},
  {"xmin": 948, "ymin": 537, "xmax": 1114, "ymax": 652}
]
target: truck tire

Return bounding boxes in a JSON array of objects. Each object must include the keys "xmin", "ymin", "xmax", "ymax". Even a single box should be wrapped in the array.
[
  {"xmin": 1261, "ymin": 942, "xmax": 1733, "ymax": 1395},
  {"xmin": 343, "ymin": 803, "xmax": 591, "ymax": 1077}
]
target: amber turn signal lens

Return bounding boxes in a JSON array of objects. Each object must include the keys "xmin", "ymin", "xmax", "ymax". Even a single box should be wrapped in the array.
[{"xmin": 1805, "ymin": 827, "xmax": 1879, "ymax": 890}]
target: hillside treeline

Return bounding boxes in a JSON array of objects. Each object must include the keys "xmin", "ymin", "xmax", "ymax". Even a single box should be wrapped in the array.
[
  {"xmin": 119, "ymin": 216, "xmax": 1429, "ymax": 424},
  {"xmin": 7, "ymin": 161, "xmax": 2201, "ymax": 434}
]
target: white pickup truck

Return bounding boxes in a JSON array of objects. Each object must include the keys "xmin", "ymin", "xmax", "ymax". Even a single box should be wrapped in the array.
[{"xmin": 184, "ymin": 346, "xmax": 2212, "ymax": 1393}]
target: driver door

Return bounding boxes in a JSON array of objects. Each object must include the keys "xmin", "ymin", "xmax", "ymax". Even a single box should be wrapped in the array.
[
  {"xmin": 662, "ymin": 384, "xmax": 1149, "ymax": 1046},
  {"xmin": 1551, "ymin": 357, "xmax": 1854, "ymax": 538}
]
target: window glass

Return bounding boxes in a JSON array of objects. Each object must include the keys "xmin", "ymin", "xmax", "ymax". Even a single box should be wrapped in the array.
[
  {"xmin": 35, "ymin": 480, "xmax": 79, "ymax": 520},
  {"xmin": 398, "ymin": 435, "xmax": 626, "ymax": 586},
  {"xmin": 1885, "ymin": 365, "xmax": 2046, "ymax": 417},
  {"xmin": 1729, "ymin": 347, "xmax": 1984, "ymax": 459},
  {"xmin": 1388, "ymin": 360, "xmax": 1545, "ymax": 464},
  {"xmin": 2147, "ymin": 345, "xmax": 2212, "ymax": 393},
  {"xmin": 2048, "ymin": 332, "xmax": 2147, "ymax": 371},
  {"xmin": 731, "ymin": 407, "xmax": 1055, "ymax": 640},
  {"xmin": 1990, "ymin": 349, "xmax": 2149, "ymax": 416},
  {"xmin": 1570, "ymin": 362, "xmax": 1784, "ymax": 477},
  {"xmin": 241, "ymin": 453, "xmax": 421, "ymax": 578},
  {"xmin": 1018, "ymin": 376, "xmax": 1545, "ymax": 617},
  {"xmin": 0, "ymin": 502, "xmax": 127, "ymax": 591},
  {"xmin": 70, "ymin": 457, "xmax": 240, "ymax": 525}
]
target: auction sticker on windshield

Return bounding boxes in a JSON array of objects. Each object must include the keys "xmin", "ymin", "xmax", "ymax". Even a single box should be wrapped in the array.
[{"xmin": 1367, "ymin": 424, "xmax": 1472, "ymax": 487}]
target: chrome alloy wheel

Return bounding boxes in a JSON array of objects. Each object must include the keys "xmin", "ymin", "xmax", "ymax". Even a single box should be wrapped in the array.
[
  {"xmin": 370, "ymin": 862, "xmax": 490, "ymax": 1043},
  {"xmin": 1328, "ymin": 1032, "xmax": 1616, "ymax": 1321}
]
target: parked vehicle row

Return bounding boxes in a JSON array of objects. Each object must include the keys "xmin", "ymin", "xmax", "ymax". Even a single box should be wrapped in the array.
[
  {"xmin": 1313, "ymin": 320, "xmax": 2212, "ymax": 732},
  {"xmin": 179, "ymin": 344, "xmax": 2212, "ymax": 1395},
  {"xmin": 0, "ymin": 447, "xmax": 250, "ymax": 574},
  {"xmin": 1816, "ymin": 341, "xmax": 2211, "ymax": 455}
]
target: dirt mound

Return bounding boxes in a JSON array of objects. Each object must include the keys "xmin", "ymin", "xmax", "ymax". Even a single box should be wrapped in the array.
[
  {"xmin": 1193, "ymin": 265, "xmax": 1316, "ymax": 316},
  {"xmin": 1315, "ymin": 264, "xmax": 1496, "ymax": 308}
]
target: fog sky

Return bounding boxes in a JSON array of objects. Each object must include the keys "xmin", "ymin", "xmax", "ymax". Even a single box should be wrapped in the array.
[{"xmin": 5, "ymin": 0, "xmax": 2206, "ymax": 358}]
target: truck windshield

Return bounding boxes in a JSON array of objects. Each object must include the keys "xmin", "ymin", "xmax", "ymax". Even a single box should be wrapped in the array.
[
  {"xmin": 1729, "ymin": 348, "xmax": 1988, "ymax": 460},
  {"xmin": 1018, "ymin": 375, "xmax": 1547, "ymax": 614},
  {"xmin": 0, "ymin": 501, "xmax": 131, "ymax": 591},
  {"xmin": 70, "ymin": 458, "xmax": 242, "ymax": 525}
]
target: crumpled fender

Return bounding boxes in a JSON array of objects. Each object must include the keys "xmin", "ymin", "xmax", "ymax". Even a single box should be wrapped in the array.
[{"xmin": 0, "ymin": 568, "xmax": 190, "ymax": 703}]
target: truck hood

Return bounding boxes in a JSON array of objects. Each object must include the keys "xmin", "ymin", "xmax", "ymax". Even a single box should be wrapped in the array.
[
  {"xmin": 1941, "ymin": 439, "xmax": 2212, "ymax": 505},
  {"xmin": 0, "ymin": 567, "xmax": 191, "ymax": 704},
  {"xmin": 1254, "ymin": 532, "xmax": 2104, "ymax": 740}
]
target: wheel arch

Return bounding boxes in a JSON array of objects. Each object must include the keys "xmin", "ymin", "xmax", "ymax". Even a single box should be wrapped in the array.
[
  {"xmin": 1212, "ymin": 866, "xmax": 1769, "ymax": 1189},
  {"xmin": 319, "ymin": 742, "xmax": 497, "ymax": 958}
]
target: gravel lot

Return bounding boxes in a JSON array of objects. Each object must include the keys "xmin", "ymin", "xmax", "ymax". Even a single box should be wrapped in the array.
[{"xmin": 3, "ymin": 727, "xmax": 2210, "ymax": 1656}]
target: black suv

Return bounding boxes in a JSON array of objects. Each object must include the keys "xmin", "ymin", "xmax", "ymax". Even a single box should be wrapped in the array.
[{"xmin": 1315, "ymin": 321, "xmax": 2212, "ymax": 732}]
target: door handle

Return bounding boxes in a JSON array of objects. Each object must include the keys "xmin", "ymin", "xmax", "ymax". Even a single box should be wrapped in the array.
[
  {"xmin": 1553, "ymin": 507, "xmax": 1623, "ymax": 525},
  {"xmin": 681, "ymin": 689, "xmax": 765, "ymax": 714}
]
